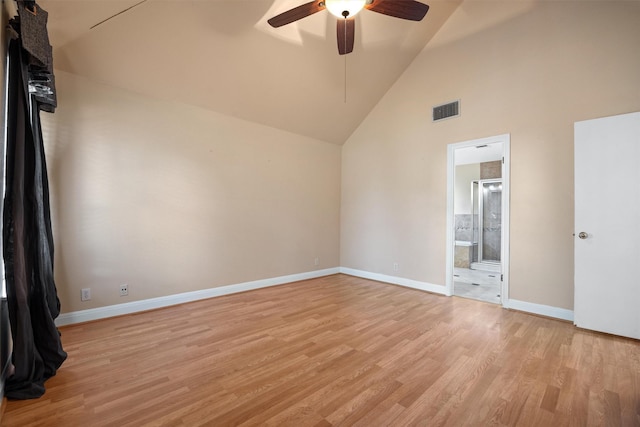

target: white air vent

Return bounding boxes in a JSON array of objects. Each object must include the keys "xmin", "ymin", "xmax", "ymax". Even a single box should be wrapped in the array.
[{"xmin": 432, "ymin": 100, "xmax": 460, "ymax": 122}]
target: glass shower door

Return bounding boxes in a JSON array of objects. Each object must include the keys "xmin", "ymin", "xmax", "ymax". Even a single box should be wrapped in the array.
[
  {"xmin": 480, "ymin": 180, "xmax": 502, "ymax": 263},
  {"xmin": 471, "ymin": 181, "xmax": 479, "ymax": 264}
]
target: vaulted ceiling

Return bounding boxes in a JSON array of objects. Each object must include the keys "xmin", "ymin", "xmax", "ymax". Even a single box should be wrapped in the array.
[{"xmin": 39, "ymin": 0, "xmax": 461, "ymax": 144}]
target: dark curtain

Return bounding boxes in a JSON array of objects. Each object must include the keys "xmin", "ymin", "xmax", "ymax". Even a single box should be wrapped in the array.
[{"xmin": 3, "ymin": 4, "xmax": 66, "ymax": 400}]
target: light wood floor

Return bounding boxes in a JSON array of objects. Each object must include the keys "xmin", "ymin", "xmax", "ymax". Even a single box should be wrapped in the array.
[{"xmin": 2, "ymin": 274, "xmax": 639, "ymax": 426}]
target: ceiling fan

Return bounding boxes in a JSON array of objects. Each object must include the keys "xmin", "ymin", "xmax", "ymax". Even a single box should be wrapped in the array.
[{"xmin": 267, "ymin": 0, "xmax": 429, "ymax": 55}]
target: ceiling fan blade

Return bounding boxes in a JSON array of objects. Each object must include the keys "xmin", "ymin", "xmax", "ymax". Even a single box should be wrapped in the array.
[
  {"xmin": 337, "ymin": 18, "xmax": 355, "ymax": 55},
  {"xmin": 268, "ymin": 1, "xmax": 326, "ymax": 28},
  {"xmin": 365, "ymin": 0, "xmax": 429, "ymax": 21}
]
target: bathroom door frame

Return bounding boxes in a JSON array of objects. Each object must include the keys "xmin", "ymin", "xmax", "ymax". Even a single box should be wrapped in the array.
[{"xmin": 445, "ymin": 134, "xmax": 510, "ymax": 305}]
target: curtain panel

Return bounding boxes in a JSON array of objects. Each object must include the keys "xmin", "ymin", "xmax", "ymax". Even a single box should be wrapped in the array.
[{"xmin": 3, "ymin": 2, "xmax": 66, "ymax": 400}]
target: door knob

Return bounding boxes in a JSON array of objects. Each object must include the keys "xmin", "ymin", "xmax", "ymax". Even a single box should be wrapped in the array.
[{"xmin": 578, "ymin": 232, "xmax": 588, "ymax": 239}]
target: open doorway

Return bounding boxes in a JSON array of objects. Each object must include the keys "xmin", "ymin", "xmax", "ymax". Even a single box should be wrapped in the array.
[{"xmin": 446, "ymin": 135, "xmax": 510, "ymax": 305}]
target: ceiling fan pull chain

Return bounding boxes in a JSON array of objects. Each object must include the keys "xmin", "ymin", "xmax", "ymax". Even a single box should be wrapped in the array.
[{"xmin": 344, "ymin": 54, "xmax": 347, "ymax": 103}]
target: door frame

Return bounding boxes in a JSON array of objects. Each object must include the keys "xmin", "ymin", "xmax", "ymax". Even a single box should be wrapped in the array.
[{"xmin": 445, "ymin": 134, "xmax": 510, "ymax": 305}]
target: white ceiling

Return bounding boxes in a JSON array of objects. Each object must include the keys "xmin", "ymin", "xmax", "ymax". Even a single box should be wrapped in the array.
[{"xmin": 38, "ymin": 0, "xmax": 461, "ymax": 144}]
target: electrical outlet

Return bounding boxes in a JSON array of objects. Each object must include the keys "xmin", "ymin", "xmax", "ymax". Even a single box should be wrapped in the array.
[
  {"xmin": 393, "ymin": 262, "xmax": 399, "ymax": 272},
  {"xmin": 314, "ymin": 257, "xmax": 319, "ymax": 266},
  {"xmin": 120, "ymin": 284, "xmax": 128, "ymax": 296},
  {"xmin": 81, "ymin": 288, "xmax": 91, "ymax": 301}
]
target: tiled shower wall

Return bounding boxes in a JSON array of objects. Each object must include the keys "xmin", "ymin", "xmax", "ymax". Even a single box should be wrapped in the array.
[
  {"xmin": 455, "ymin": 214, "xmax": 474, "ymax": 242},
  {"xmin": 480, "ymin": 160, "xmax": 501, "ymax": 180}
]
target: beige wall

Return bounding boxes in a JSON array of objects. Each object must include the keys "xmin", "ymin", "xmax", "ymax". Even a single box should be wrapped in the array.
[
  {"xmin": 341, "ymin": 1, "xmax": 640, "ymax": 309},
  {"xmin": 45, "ymin": 71, "xmax": 341, "ymax": 313},
  {"xmin": 34, "ymin": 0, "xmax": 640, "ymax": 315}
]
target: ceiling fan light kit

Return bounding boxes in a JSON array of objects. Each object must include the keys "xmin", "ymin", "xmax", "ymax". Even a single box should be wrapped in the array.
[
  {"xmin": 267, "ymin": 0, "xmax": 430, "ymax": 55},
  {"xmin": 325, "ymin": 0, "xmax": 366, "ymax": 18}
]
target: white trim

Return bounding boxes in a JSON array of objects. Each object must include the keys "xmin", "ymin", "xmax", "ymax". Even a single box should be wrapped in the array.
[
  {"xmin": 501, "ymin": 138, "xmax": 511, "ymax": 303},
  {"xmin": 504, "ymin": 298, "xmax": 574, "ymax": 322},
  {"xmin": 339, "ymin": 267, "xmax": 446, "ymax": 295},
  {"xmin": 55, "ymin": 268, "xmax": 340, "ymax": 326},
  {"xmin": 55, "ymin": 267, "xmax": 575, "ymax": 327},
  {"xmin": 446, "ymin": 134, "xmax": 510, "ymax": 304},
  {"xmin": 445, "ymin": 143, "xmax": 456, "ymax": 297},
  {"xmin": 340, "ymin": 268, "xmax": 572, "ymax": 322}
]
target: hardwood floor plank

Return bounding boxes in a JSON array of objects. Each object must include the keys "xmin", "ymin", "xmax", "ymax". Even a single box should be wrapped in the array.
[
  {"xmin": 540, "ymin": 384, "xmax": 561, "ymax": 412},
  {"xmin": 324, "ymin": 380, "xmax": 403, "ymax": 425},
  {"xmin": 616, "ymin": 367, "xmax": 640, "ymax": 425},
  {"xmin": 602, "ymin": 390, "xmax": 622, "ymax": 427},
  {"xmin": 351, "ymin": 401, "xmax": 406, "ymax": 427},
  {"xmin": 2, "ymin": 274, "xmax": 639, "ymax": 426}
]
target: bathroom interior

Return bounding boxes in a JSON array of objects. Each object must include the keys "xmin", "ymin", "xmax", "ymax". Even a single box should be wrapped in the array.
[{"xmin": 453, "ymin": 147, "xmax": 503, "ymax": 304}]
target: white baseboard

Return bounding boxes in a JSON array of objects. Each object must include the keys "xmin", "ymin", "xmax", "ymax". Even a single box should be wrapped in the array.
[
  {"xmin": 503, "ymin": 298, "xmax": 574, "ymax": 322},
  {"xmin": 340, "ymin": 267, "xmax": 573, "ymax": 322},
  {"xmin": 339, "ymin": 267, "xmax": 447, "ymax": 295},
  {"xmin": 55, "ymin": 267, "xmax": 574, "ymax": 326},
  {"xmin": 55, "ymin": 268, "xmax": 340, "ymax": 327}
]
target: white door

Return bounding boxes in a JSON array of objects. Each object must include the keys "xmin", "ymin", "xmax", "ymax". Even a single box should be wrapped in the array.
[{"xmin": 574, "ymin": 112, "xmax": 640, "ymax": 339}]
